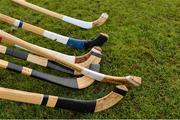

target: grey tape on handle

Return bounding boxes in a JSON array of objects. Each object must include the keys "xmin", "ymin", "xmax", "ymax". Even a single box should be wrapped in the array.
[{"xmin": 31, "ymin": 70, "xmax": 79, "ymax": 89}]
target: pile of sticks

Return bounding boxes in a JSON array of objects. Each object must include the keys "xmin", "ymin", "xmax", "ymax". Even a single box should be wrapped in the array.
[{"xmin": 0, "ymin": 0, "xmax": 142, "ymax": 113}]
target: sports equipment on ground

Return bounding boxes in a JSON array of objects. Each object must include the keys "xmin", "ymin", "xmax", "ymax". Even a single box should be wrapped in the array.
[
  {"xmin": 0, "ymin": 13, "xmax": 108, "ymax": 49},
  {"xmin": 0, "ymin": 85, "xmax": 127, "ymax": 113},
  {"xmin": 12, "ymin": 0, "xmax": 109, "ymax": 29},
  {"xmin": 0, "ymin": 36, "xmax": 102, "ymax": 69},
  {"xmin": 0, "ymin": 59, "xmax": 99, "ymax": 89},
  {"xmin": 0, "ymin": 44, "xmax": 102, "ymax": 75},
  {"xmin": 0, "ymin": 30, "xmax": 142, "ymax": 86}
]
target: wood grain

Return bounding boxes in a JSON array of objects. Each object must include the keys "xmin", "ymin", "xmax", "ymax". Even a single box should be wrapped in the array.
[{"xmin": 0, "ymin": 87, "xmax": 43, "ymax": 105}]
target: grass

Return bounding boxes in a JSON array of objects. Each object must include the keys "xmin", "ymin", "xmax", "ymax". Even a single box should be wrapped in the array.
[{"xmin": 0, "ymin": 0, "xmax": 179, "ymax": 119}]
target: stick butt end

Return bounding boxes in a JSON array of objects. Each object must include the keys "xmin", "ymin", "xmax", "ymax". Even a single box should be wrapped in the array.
[
  {"xmin": 133, "ymin": 76, "xmax": 142, "ymax": 86},
  {"xmin": 126, "ymin": 76, "xmax": 142, "ymax": 87}
]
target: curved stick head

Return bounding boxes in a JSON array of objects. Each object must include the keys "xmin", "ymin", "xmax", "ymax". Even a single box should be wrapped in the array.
[
  {"xmin": 95, "ymin": 85, "xmax": 128, "ymax": 112},
  {"xmin": 126, "ymin": 76, "xmax": 142, "ymax": 87},
  {"xmin": 84, "ymin": 33, "xmax": 108, "ymax": 49},
  {"xmin": 92, "ymin": 13, "xmax": 109, "ymax": 28},
  {"xmin": 77, "ymin": 64, "xmax": 100, "ymax": 89}
]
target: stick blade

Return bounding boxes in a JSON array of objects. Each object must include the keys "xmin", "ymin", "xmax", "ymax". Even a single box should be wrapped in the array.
[{"xmin": 93, "ymin": 13, "xmax": 109, "ymax": 28}]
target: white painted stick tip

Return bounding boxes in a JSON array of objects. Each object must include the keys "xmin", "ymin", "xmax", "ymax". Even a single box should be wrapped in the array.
[
  {"xmin": 133, "ymin": 76, "xmax": 142, "ymax": 86},
  {"xmin": 126, "ymin": 76, "xmax": 142, "ymax": 87},
  {"xmin": 93, "ymin": 13, "xmax": 109, "ymax": 28},
  {"xmin": 101, "ymin": 13, "xmax": 109, "ymax": 19},
  {"xmin": 100, "ymin": 33, "xmax": 109, "ymax": 38}
]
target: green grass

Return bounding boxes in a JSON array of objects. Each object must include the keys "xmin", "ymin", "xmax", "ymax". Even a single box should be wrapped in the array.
[{"xmin": 0, "ymin": 0, "xmax": 180, "ymax": 118}]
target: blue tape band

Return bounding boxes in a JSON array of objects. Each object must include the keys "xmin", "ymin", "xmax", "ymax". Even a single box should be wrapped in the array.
[
  {"xmin": 67, "ymin": 38, "xmax": 85, "ymax": 49},
  {"xmin": 18, "ymin": 21, "xmax": 23, "ymax": 28}
]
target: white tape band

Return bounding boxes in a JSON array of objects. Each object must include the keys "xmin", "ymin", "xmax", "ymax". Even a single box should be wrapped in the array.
[
  {"xmin": 43, "ymin": 31, "xmax": 69, "ymax": 44},
  {"xmin": 15, "ymin": 44, "xmax": 75, "ymax": 63},
  {"xmin": 63, "ymin": 16, "xmax": 93, "ymax": 29},
  {"xmin": 43, "ymin": 48, "xmax": 75, "ymax": 63},
  {"xmin": 14, "ymin": 20, "xmax": 21, "ymax": 27},
  {"xmin": 81, "ymin": 68, "xmax": 105, "ymax": 81},
  {"xmin": 91, "ymin": 48, "xmax": 102, "ymax": 54}
]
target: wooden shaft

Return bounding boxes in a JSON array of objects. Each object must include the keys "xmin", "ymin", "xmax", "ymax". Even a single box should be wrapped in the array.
[
  {"xmin": 0, "ymin": 87, "xmax": 43, "ymax": 105},
  {"xmin": 0, "ymin": 13, "xmax": 15, "ymax": 25},
  {"xmin": 12, "ymin": 0, "xmax": 64, "ymax": 19},
  {"xmin": 23, "ymin": 22, "xmax": 44, "ymax": 35},
  {"xmin": 0, "ymin": 30, "xmax": 142, "ymax": 86},
  {"xmin": 0, "ymin": 13, "xmax": 44, "ymax": 35}
]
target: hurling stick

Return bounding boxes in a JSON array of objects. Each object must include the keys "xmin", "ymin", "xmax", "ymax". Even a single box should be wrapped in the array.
[
  {"xmin": 0, "ymin": 30, "xmax": 142, "ymax": 86},
  {"xmin": 0, "ymin": 85, "xmax": 127, "ymax": 113},
  {"xmin": 0, "ymin": 44, "xmax": 101, "ymax": 75},
  {"xmin": 12, "ymin": 0, "xmax": 109, "ymax": 29},
  {"xmin": 0, "ymin": 59, "xmax": 100, "ymax": 89}
]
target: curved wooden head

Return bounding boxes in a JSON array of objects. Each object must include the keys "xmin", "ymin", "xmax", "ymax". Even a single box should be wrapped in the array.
[
  {"xmin": 95, "ymin": 85, "xmax": 128, "ymax": 112},
  {"xmin": 92, "ymin": 13, "xmax": 109, "ymax": 28},
  {"xmin": 75, "ymin": 46, "xmax": 102, "ymax": 63},
  {"xmin": 103, "ymin": 76, "xmax": 142, "ymax": 87}
]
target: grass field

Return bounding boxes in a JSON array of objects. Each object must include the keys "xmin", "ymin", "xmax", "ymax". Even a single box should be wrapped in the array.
[{"xmin": 0, "ymin": 0, "xmax": 179, "ymax": 119}]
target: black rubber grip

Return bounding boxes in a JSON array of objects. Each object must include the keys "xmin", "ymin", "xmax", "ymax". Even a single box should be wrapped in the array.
[
  {"xmin": 18, "ymin": 21, "xmax": 23, "ymax": 28},
  {"xmin": 31, "ymin": 70, "xmax": 79, "ymax": 88},
  {"xmin": 55, "ymin": 97, "xmax": 96, "ymax": 113},
  {"xmin": 6, "ymin": 48, "xmax": 28, "ymax": 60},
  {"xmin": 84, "ymin": 34, "xmax": 108, "ymax": 49},
  {"xmin": 41, "ymin": 95, "xmax": 49, "ymax": 106},
  {"xmin": 113, "ymin": 87, "xmax": 127, "ymax": 96},
  {"xmin": 91, "ymin": 51, "xmax": 102, "ymax": 58},
  {"xmin": 7, "ymin": 62, "xmax": 23, "ymax": 73}
]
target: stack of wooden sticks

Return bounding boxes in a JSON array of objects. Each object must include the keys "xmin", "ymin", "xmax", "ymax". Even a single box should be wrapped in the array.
[{"xmin": 0, "ymin": 0, "xmax": 142, "ymax": 113}]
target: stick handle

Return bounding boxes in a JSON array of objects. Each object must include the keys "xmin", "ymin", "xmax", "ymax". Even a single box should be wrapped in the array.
[
  {"xmin": 12, "ymin": 0, "xmax": 64, "ymax": 19},
  {"xmin": 0, "ymin": 87, "xmax": 43, "ymax": 106},
  {"xmin": 0, "ymin": 13, "xmax": 44, "ymax": 35},
  {"xmin": 0, "ymin": 13, "xmax": 15, "ymax": 25}
]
